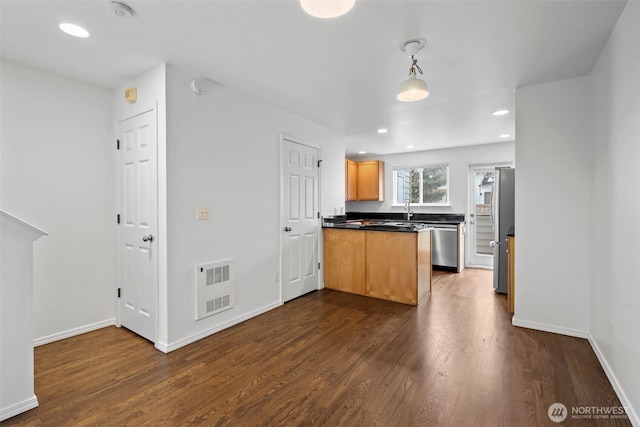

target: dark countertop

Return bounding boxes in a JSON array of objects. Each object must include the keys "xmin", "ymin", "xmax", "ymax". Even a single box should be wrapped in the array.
[
  {"xmin": 322, "ymin": 221, "xmax": 432, "ymax": 233},
  {"xmin": 346, "ymin": 211, "xmax": 465, "ymax": 225}
]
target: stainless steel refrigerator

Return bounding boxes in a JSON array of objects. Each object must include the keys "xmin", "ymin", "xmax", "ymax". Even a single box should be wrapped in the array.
[{"xmin": 490, "ymin": 167, "xmax": 515, "ymax": 294}]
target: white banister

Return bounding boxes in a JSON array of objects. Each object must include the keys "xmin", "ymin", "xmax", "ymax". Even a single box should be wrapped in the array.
[{"xmin": 0, "ymin": 210, "xmax": 47, "ymax": 422}]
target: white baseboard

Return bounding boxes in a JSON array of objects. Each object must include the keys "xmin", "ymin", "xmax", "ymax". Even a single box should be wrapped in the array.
[
  {"xmin": 588, "ymin": 334, "xmax": 639, "ymax": 427},
  {"xmin": 511, "ymin": 318, "xmax": 638, "ymax": 426},
  {"xmin": 511, "ymin": 317, "xmax": 589, "ymax": 339},
  {"xmin": 33, "ymin": 318, "xmax": 116, "ymax": 347},
  {"xmin": 155, "ymin": 301, "xmax": 283, "ymax": 353},
  {"xmin": 0, "ymin": 394, "xmax": 38, "ymax": 422}
]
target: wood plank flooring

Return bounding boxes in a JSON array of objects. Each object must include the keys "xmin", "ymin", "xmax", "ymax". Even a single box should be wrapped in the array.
[{"xmin": 3, "ymin": 269, "xmax": 630, "ymax": 426}]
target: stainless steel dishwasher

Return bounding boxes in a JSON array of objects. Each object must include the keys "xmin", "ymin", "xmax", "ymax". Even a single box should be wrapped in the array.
[{"xmin": 428, "ymin": 224, "xmax": 458, "ymax": 271}]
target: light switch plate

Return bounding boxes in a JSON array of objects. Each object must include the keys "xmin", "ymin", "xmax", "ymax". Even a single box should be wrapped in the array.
[{"xmin": 197, "ymin": 206, "xmax": 210, "ymax": 220}]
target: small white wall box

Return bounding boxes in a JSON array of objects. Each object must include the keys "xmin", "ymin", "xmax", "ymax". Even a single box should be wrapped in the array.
[{"xmin": 196, "ymin": 259, "xmax": 234, "ymax": 320}]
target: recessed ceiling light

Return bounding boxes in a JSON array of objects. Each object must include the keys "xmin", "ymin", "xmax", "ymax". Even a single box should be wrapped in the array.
[
  {"xmin": 492, "ymin": 109, "xmax": 510, "ymax": 116},
  {"xmin": 57, "ymin": 22, "xmax": 90, "ymax": 38},
  {"xmin": 406, "ymin": 145, "xmax": 415, "ymax": 149},
  {"xmin": 499, "ymin": 134, "xmax": 512, "ymax": 138},
  {"xmin": 377, "ymin": 128, "xmax": 388, "ymax": 134},
  {"xmin": 358, "ymin": 151, "xmax": 367, "ymax": 154},
  {"xmin": 300, "ymin": 0, "xmax": 355, "ymax": 18}
]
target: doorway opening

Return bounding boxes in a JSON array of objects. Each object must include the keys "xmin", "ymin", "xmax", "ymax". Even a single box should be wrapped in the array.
[{"xmin": 467, "ymin": 163, "xmax": 511, "ymax": 268}]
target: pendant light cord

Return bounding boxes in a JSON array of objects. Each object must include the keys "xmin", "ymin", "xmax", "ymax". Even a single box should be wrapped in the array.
[{"xmin": 409, "ymin": 55, "xmax": 423, "ymax": 75}]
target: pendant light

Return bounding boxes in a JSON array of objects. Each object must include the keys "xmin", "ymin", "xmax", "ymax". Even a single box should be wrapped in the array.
[
  {"xmin": 300, "ymin": 0, "xmax": 355, "ymax": 18},
  {"xmin": 397, "ymin": 38, "xmax": 429, "ymax": 102}
]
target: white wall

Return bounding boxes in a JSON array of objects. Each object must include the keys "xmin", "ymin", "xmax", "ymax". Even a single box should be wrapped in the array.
[
  {"xmin": 163, "ymin": 64, "xmax": 344, "ymax": 349},
  {"xmin": 346, "ymin": 142, "xmax": 515, "ymax": 214},
  {"xmin": 514, "ymin": 76, "xmax": 592, "ymax": 336},
  {"xmin": 0, "ymin": 59, "xmax": 115, "ymax": 343},
  {"xmin": 590, "ymin": 1, "xmax": 640, "ymax": 422}
]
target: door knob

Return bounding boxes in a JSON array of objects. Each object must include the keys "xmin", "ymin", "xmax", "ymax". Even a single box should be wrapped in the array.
[
  {"xmin": 284, "ymin": 227, "xmax": 292, "ymax": 232},
  {"xmin": 142, "ymin": 234, "xmax": 154, "ymax": 242}
]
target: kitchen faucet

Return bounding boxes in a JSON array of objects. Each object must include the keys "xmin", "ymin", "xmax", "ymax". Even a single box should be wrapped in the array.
[{"xmin": 405, "ymin": 199, "xmax": 413, "ymax": 220}]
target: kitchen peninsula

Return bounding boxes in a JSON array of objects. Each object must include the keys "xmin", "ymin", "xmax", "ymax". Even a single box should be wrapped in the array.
[{"xmin": 322, "ymin": 220, "xmax": 432, "ymax": 305}]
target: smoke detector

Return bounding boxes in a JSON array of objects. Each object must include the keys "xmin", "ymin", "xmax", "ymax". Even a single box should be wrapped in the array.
[{"xmin": 108, "ymin": 1, "xmax": 134, "ymax": 18}]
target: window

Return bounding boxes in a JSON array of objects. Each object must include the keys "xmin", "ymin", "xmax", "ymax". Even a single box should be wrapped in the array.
[{"xmin": 393, "ymin": 165, "xmax": 450, "ymax": 205}]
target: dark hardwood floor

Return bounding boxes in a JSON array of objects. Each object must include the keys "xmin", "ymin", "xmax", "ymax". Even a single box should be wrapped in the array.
[{"xmin": 3, "ymin": 269, "xmax": 630, "ymax": 426}]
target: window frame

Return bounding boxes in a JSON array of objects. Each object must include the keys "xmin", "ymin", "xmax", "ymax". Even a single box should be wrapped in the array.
[{"xmin": 392, "ymin": 164, "xmax": 451, "ymax": 207}]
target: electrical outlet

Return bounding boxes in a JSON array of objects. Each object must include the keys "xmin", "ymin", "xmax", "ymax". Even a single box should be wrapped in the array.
[
  {"xmin": 197, "ymin": 206, "xmax": 210, "ymax": 220},
  {"xmin": 274, "ymin": 271, "xmax": 279, "ymax": 283}
]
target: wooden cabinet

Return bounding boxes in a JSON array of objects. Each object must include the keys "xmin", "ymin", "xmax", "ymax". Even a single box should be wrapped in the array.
[
  {"xmin": 323, "ymin": 228, "xmax": 431, "ymax": 305},
  {"xmin": 323, "ymin": 228, "xmax": 366, "ymax": 295},
  {"xmin": 357, "ymin": 160, "xmax": 384, "ymax": 201},
  {"xmin": 345, "ymin": 160, "xmax": 358, "ymax": 201},
  {"xmin": 507, "ymin": 236, "xmax": 515, "ymax": 314},
  {"xmin": 344, "ymin": 160, "xmax": 384, "ymax": 202}
]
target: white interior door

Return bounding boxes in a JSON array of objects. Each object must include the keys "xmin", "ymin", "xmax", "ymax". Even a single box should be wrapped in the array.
[
  {"xmin": 281, "ymin": 139, "xmax": 319, "ymax": 302},
  {"xmin": 117, "ymin": 109, "xmax": 157, "ymax": 343}
]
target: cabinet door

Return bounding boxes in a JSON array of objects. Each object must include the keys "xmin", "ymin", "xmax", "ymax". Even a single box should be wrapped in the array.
[
  {"xmin": 345, "ymin": 160, "xmax": 358, "ymax": 201},
  {"xmin": 365, "ymin": 231, "xmax": 417, "ymax": 304},
  {"xmin": 323, "ymin": 229, "xmax": 366, "ymax": 295},
  {"xmin": 357, "ymin": 160, "xmax": 384, "ymax": 201},
  {"xmin": 507, "ymin": 236, "xmax": 515, "ymax": 313}
]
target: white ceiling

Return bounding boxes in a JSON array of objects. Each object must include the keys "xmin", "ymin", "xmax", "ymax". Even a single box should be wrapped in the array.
[{"xmin": 0, "ymin": 0, "xmax": 627, "ymax": 156}]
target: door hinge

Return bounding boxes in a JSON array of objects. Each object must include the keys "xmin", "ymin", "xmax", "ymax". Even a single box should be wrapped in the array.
[
  {"xmin": 317, "ymin": 212, "xmax": 320, "ymax": 219},
  {"xmin": 318, "ymin": 262, "xmax": 321, "ymax": 270},
  {"xmin": 117, "ymin": 288, "xmax": 121, "ymax": 298},
  {"xmin": 116, "ymin": 139, "xmax": 120, "ymax": 150},
  {"xmin": 117, "ymin": 214, "xmax": 120, "ymax": 224},
  {"xmin": 317, "ymin": 159, "xmax": 323, "ymax": 167}
]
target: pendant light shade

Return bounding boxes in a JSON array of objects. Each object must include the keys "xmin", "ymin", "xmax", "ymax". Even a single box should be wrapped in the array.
[
  {"xmin": 300, "ymin": 0, "xmax": 355, "ymax": 18},
  {"xmin": 397, "ymin": 73, "xmax": 429, "ymax": 102},
  {"xmin": 397, "ymin": 38, "xmax": 429, "ymax": 102}
]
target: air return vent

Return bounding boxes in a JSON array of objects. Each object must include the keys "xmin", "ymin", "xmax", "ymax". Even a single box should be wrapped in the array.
[{"xmin": 196, "ymin": 259, "xmax": 234, "ymax": 320}]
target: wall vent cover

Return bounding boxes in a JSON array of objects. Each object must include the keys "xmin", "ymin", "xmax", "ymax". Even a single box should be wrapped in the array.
[{"xmin": 196, "ymin": 259, "xmax": 234, "ymax": 320}]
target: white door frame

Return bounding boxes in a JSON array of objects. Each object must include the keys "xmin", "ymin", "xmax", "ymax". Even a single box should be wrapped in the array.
[
  {"xmin": 115, "ymin": 107, "xmax": 159, "ymax": 344},
  {"xmin": 466, "ymin": 162, "xmax": 512, "ymax": 268},
  {"xmin": 278, "ymin": 134, "xmax": 321, "ymax": 302}
]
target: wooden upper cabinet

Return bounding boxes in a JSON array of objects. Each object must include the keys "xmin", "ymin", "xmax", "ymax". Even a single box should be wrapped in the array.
[
  {"xmin": 345, "ymin": 160, "xmax": 358, "ymax": 201},
  {"xmin": 357, "ymin": 160, "xmax": 384, "ymax": 201}
]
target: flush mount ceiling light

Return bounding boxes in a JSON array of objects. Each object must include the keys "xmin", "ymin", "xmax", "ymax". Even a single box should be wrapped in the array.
[
  {"xmin": 300, "ymin": 0, "xmax": 355, "ymax": 18},
  {"xmin": 377, "ymin": 128, "xmax": 388, "ymax": 134},
  {"xmin": 492, "ymin": 109, "xmax": 510, "ymax": 116},
  {"xmin": 108, "ymin": 1, "xmax": 134, "ymax": 18},
  {"xmin": 397, "ymin": 38, "xmax": 429, "ymax": 102},
  {"xmin": 57, "ymin": 22, "xmax": 90, "ymax": 38},
  {"xmin": 499, "ymin": 133, "xmax": 512, "ymax": 138}
]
